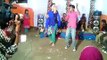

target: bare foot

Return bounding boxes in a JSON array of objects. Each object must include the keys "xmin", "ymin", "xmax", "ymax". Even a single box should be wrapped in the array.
[{"xmin": 51, "ymin": 43, "xmax": 55, "ymax": 47}]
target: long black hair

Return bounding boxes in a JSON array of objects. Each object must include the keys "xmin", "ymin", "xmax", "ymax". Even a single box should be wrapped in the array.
[{"xmin": 69, "ymin": 4, "xmax": 75, "ymax": 9}]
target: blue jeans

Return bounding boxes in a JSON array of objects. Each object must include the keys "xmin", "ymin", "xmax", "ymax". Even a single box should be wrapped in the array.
[{"xmin": 65, "ymin": 27, "xmax": 76, "ymax": 48}]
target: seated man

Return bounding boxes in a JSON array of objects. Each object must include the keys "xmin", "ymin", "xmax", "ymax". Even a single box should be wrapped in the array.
[
  {"xmin": 96, "ymin": 19, "xmax": 107, "ymax": 44},
  {"xmin": 102, "ymin": 36, "xmax": 107, "ymax": 54}
]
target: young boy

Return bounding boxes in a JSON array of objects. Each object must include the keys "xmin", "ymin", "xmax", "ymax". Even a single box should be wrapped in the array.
[{"xmin": 65, "ymin": 4, "xmax": 80, "ymax": 51}]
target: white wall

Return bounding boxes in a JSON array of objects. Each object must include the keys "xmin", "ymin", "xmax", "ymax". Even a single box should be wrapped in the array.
[
  {"xmin": 27, "ymin": 0, "xmax": 91, "ymax": 27},
  {"xmin": 28, "ymin": 0, "xmax": 48, "ymax": 27},
  {"xmin": 103, "ymin": 1, "xmax": 107, "ymax": 15},
  {"xmin": 95, "ymin": 0, "xmax": 107, "ymax": 15},
  {"xmin": 21, "ymin": 0, "xmax": 107, "ymax": 27},
  {"xmin": 71, "ymin": 0, "xmax": 90, "ymax": 20}
]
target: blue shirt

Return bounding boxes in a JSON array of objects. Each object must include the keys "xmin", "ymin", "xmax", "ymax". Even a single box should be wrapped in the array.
[{"xmin": 45, "ymin": 10, "xmax": 61, "ymax": 29}]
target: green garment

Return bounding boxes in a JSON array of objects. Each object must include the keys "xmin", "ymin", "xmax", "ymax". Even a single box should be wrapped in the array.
[{"xmin": 49, "ymin": 24, "xmax": 58, "ymax": 43}]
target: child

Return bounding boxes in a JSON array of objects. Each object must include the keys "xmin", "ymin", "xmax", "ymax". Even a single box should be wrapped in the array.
[
  {"xmin": 23, "ymin": 9, "xmax": 30, "ymax": 33},
  {"xmin": 39, "ymin": 27, "xmax": 45, "ymax": 38}
]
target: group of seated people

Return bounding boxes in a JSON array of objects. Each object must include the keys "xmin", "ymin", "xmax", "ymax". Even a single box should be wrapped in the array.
[
  {"xmin": 0, "ymin": 13, "xmax": 21, "ymax": 60},
  {"xmin": 96, "ymin": 19, "xmax": 107, "ymax": 54}
]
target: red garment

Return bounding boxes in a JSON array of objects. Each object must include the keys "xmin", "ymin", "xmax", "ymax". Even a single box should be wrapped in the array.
[
  {"xmin": 23, "ymin": 14, "xmax": 30, "ymax": 28},
  {"xmin": 3, "ymin": 29, "xmax": 10, "ymax": 37}
]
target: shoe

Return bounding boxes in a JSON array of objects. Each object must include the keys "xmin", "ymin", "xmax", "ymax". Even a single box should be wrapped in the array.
[
  {"xmin": 65, "ymin": 46, "xmax": 68, "ymax": 49},
  {"xmin": 102, "ymin": 50, "xmax": 107, "ymax": 54},
  {"xmin": 73, "ymin": 48, "xmax": 76, "ymax": 52},
  {"xmin": 65, "ymin": 45, "xmax": 70, "ymax": 49},
  {"xmin": 105, "ymin": 51, "xmax": 107, "ymax": 54}
]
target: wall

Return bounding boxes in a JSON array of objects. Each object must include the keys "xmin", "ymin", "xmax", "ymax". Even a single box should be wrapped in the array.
[
  {"xmin": 28, "ymin": 0, "xmax": 91, "ymax": 27},
  {"xmin": 6, "ymin": 0, "xmax": 107, "ymax": 27},
  {"xmin": 95, "ymin": 0, "xmax": 107, "ymax": 30},
  {"xmin": 102, "ymin": 0, "xmax": 107, "ymax": 15},
  {"xmin": 95, "ymin": 0, "xmax": 107, "ymax": 15},
  {"xmin": 28, "ymin": 0, "xmax": 48, "ymax": 27}
]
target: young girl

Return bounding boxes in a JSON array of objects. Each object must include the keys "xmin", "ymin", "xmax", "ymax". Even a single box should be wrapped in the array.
[
  {"xmin": 65, "ymin": 4, "xmax": 80, "ymax": 51},
  {"xmin": 23, "ymin": 9, "xmax": 30, "ymax": 33},
  {"xmin": 45, "ymin": 3, "xmax": 61, "ymax": 46},
  {"xmin": 14, "ymin": 13, "xmax": 21, "ymax": 46}
]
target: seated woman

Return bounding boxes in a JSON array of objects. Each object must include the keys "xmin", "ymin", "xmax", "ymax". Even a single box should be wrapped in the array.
[
  {"xmin": 77, "ymin": 14, "xmax": 86, "ymax": 32},
  {"xmin": 61, "ymin": 13, "xmax": 67, "ymax": 29}
]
